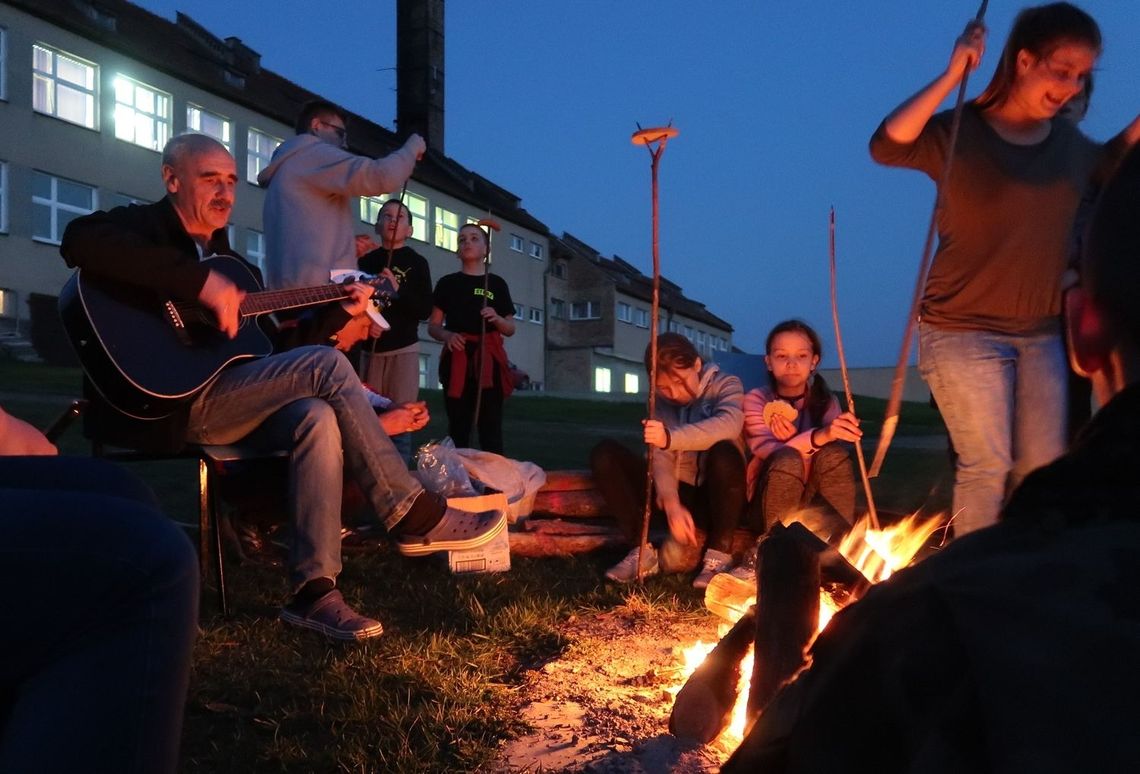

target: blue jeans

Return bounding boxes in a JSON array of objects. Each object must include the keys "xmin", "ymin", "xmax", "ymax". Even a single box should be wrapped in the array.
[
  {"xmin": 919, "ymin": 324, "xmax": 1067, "ymax": 535},
  {"xmin": 185, "ymin": 346, "xmax": 423, "ymax": 589},
  {"xmin": 0, "ymin": 456, "xmax": 198, "ymax": 774}
]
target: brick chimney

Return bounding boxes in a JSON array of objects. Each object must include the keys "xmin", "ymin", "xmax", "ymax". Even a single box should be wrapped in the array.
[{"xmin": 396, "ymin": 0, "xmax": 445, "ymax": 153}]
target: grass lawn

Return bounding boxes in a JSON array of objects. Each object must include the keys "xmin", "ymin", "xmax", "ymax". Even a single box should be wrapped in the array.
[{"xmin": 2, "ymin": 360, "xmax": 951, "ymax": 772}]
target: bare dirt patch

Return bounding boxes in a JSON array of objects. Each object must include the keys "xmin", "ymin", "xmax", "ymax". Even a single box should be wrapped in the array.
[{"xmin": 495, "ymin": 598, "xmax": 739, "ymax": 773}]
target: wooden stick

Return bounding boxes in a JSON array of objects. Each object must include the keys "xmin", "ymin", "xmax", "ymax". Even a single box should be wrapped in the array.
[
  {"xmin": 869, "ymin": 0, "xmax": 990, "ymax": 477},
  {"xmin": 829, "ymin": 208, "xmax": 880, "ymax": 531},
  {"xmin": 670, "ymin": 606, "xmax": 757, "ymax": 743},
  {"xmin": 632, "ymin": 124, "xmax": 678, "ymax": 581}
]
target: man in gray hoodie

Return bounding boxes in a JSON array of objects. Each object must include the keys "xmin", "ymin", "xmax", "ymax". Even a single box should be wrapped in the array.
[{"xmin": 258, "ymin": 100, "xmax": 426, "ymax": 289}]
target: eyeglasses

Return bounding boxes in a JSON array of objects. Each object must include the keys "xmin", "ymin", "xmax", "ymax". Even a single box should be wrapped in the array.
[{"xmin": 318, "ymin": 120, "xmax": 347, "ymax": 142}]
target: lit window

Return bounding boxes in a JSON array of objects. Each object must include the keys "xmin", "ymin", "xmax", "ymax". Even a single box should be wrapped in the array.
[
  {"xmin": 112, "ymin": 75, "xmax": 170, "ymax": 151},
  {"xmin": 246, "ymin": 229, "xmax": 265, "ymax": 273},
  {"xmin": 510, "ymin": 234, "xmax": 524, "ymax": 252},
  {"xmin": 528, "ymin": 241, "xmax": 544, "ymax": 260},
  {"xmin": 635, "ymin": 308, "xmax": 649, "ymax": 328},
  {"xmin": 624, "ymin": 373, "xmax": 639, "ymax": 394},
  {"xmin": 404, "ymin": 192, "xmax": 428, "ymax": 241},
  {"xmin": 513, "ymin": 303, "xmax": 525, "ymax": 320},
  {"xmin": 550, "ymin": 298, "xmax": 565, "ymax": 319},
  {"xmin": 594, "ymin": 367, "xmax": 612, "ymax": 393},
  {"xmin": 617, "ymin": 302, "xmax": 632, "ymax": 323},
  {"xmin": 434, "ymin": 206, "xmax": 459, "ymax": 252},
  {"xmin": 0, "ymin": 161, "xmax": 7, "ymax": 234},
  {"xmin": 528, "ymin": 307, "xmax": 543, "ymax": 325},
  {"xmin": 33, "ymin": 44, "xmax": 98, "ymax": 129},
  {"xmin": 360, "ymin": 195, "xmax": 384, "ymax": 224},
  {"xmin": 247, "ymin": 128, "xmax": 281, "ymax": 184},
  {"xmin": 186, "ymin": 104, "xmax": 231, "ymax": 150},
  {"xmin": 32, "ymin": 171, "xmax": 95, "ymax": 244},
  {"xmin": 0, "ymin": 288, "xmax": 14, "ymax": 318},
  {"xmin": 570, "ymin": 301, "xmax": 600, "ymax": 320}
]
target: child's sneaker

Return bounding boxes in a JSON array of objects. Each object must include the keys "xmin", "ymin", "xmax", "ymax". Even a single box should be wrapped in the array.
[
  {"xmin": 692, "ymin": 548, "xmax": 733, "ymax": 589},
  {"xmin": 728, "ymin": 543, "xmax": 759, "ymax": 585},
  {"xmin": 605, "ymin": 545, "xmax": 659, "ymax": 583}
]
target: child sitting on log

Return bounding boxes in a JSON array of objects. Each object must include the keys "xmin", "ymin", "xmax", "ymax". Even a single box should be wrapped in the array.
[
  {"xmin": 591, "ymin": 333, "xmax": 746, "ymax": 588},
  {"xmin": 743, "ymin": 320, "xmax": 861, "ymax": 538}
]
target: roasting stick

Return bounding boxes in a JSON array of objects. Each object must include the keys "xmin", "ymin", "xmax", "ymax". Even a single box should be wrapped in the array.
[
  {"xmin": 471, "ymin": 217, "xmax": 501, "ymax": 429},
  {"xmin": 829, "ymin": 208, "xmax": 880, "ymax": 531},
  {"xmin": 868, "ymin": 0, "xmax": 991, "ymax": 477},
  {"xmin": 632, "ymin": 123, "xmax": 678, "ymax": 582}
]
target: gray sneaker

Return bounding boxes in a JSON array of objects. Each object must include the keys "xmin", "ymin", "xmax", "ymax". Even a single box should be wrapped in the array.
[
  {"xmin": 279, "ymin": 589, "xmax": 383, "ymax": 641},
  {"xmin": 692, "ymin": 548, "xmax": 734, "ymax": 589},
  {"xmin": 606, "ymin": 545, "xmax": 659, "ymax": 583}
]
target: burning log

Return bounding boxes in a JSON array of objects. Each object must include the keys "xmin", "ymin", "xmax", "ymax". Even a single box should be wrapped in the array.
[
  {"xmin": 669, "ymin": 606, "xmax": 756, "ymax": 743},
  {"xmin": 748, "ymin": 522, "xmax": 820, "ymax": 719}
]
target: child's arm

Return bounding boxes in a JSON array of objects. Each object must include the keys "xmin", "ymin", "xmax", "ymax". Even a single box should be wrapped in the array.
[{"xmin": 664, "ymin": 375, "xmax": 744, "ymax": 451}]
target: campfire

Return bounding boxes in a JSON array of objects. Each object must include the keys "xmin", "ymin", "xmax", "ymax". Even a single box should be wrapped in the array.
[{"xmin": 668, "ymin": 510, "xmax": 942, "ymax": 747}]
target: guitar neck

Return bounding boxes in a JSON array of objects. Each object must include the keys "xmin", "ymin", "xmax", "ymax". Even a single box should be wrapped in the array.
[{"xmin": 239, "ymin": 284, "xmax": 351, "ymax": 316}]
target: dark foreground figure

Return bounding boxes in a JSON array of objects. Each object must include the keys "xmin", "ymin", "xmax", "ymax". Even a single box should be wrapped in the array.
[{"xmin": 724, "ymin": 130, "xmax": 1140, "ymax": 774}]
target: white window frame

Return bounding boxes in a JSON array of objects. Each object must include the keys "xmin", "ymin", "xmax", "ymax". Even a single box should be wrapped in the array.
[
  {"xmin": 509, "ymin": 234, "xmax": 524, "ymax": 252},
  {"xmin": 434, "ymin": 206, "xmax": 460, "ymax": 252},
  {"xmin": 246, "ymin": 229, "xmax": 266, "ymax": 273},
  {"xmin": 186, "ymin": 103, "xmax": 232, "ymax": 150},
  {"xmin": 247, "ymin": 128, "xmax": 281, "ymax": 184},
  {"xmin": 570, "ymin": 300, "xmax": 601, "ymax": 320},
  {"xmin": 112, "ymin": 74, "xmax": 171, "ymax": 152},
  {"xmin": 108, "ymin": 192, "xmax": 148, "ymax": 209},
  {"xmin": 513, "ymin": 303, "xmax": 525, "ymax": 320},
  {"xmin": 418, "ymin": 354, "xmax": 431, "ymax": 389},
  {"xmin": 720, "ymin": 337, "xmax": 730, "ymax": 352},
  {"xmin": 550, "ymin": 297, "xmax": 565, "ymax": 320},
  {"xmin": 616, "ymin": 301, "xmax": 632, "ymax": 323},
  {"xmin": 634, "ymin": 308, "xmax": 649, "ymax": 328},
  {"xmin": 528, "ymin": 241, "xmax": 544, "ymax": 260},
  {"xmin": 32, "ymin": 171, "xmax": 96, "ymax": 245},
  {"xmin": 360, "ymin": 195, "xmax": 385, "ymax": 225},
  {"xmin": 624, "ymin": 373, "xmax": 640, "ymax": 394},
  {"xmin": 33, "ymin": 43, "xmax": 98, "ymax": 129},
  {"xmin": 404, "ymin": 192, "xmax": 429, "ymax": 242},
  {"xmin": 528, "ymin": 307, "xmax": 544, "ymax": 325}
]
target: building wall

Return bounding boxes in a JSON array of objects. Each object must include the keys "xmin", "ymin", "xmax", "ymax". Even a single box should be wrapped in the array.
[{"xmin": 0, "ymin": 3, "xmax": 549, "ymax": 387}]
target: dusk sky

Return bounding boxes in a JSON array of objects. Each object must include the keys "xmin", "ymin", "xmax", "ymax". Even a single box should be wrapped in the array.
[{"xmin": 134, "ymin": 1, "xmax": 1140, "ymax": 365}]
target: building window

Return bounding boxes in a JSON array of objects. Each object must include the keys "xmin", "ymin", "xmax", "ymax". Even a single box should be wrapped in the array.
[
  {"xmin": 697, "ymin": 330, "xmax": 707, "ymax": 352},
  {"xmin": 0, "ymin": 161, "xmax": 7, "ymax": 234},
  {"xmin": 513, "ymin": 303, "xmax": 525, "ymax": 320},
  {"xmin": 33, "ymin": 44, "xmax": 98, "ymax": 129},
  {"xmin": 0, "ymin": 288, "xmax": 14, "ymax": 318},
  {"xmin": 186, "ymin": 104, "xmax": 232, "ymax": 150},
  {"xmin": 360, "ymin": 195, "xmax": 384, "ymax": 225},
  {"xmin": 616, "ymin": 302, "xmax": 632, "ymax": 323},
  {"xmin": 528, "ymin": 307, "xmax": 544, "ymax": 325},
  {"xmin": 246, "ymin": 229, "xmax": 265, "ymax": 273},
  {"xmin": 570, "ymin": 301, "xmax": 601, "ymax": 320},
  {"xmin": 624, "ymin": 373, "xmax": 639, "ymax": 394},
  {"xmin": 668, "ymin": 320, "xmax": 680, "ymax": 333},
  {"xmin": 434, "ymin": 206, "xmax": 459, "ymax": 252},
  {"xmin": 552, "ymin": 260, "xmax": 567, "ymax": 279},
  {"xmin": 529, "ymin": 241, "xmax": 544, "ymax": 260},
  {"xmin": 112, "ymin": 75, "xmax": 170, "ymax": 151},
  {"xmin": 32, "ymin": 171, "xmax": 95, "ymax": 244},
  {"xmin": 0, "ymin": 28, "xmax": 7, "ymax": 102},
  {"xmin": 359, "ymin": 192, "xmax": 428, "ymax": 242},
  {"xmin": 683, "ymin": 325, "xmax": 694, "ymax": 341},
  {"xmin": 510, "ymin": 234, "xmax": 524, "ymax": 252},
  {"xmin": 550, "ymin": 298, "xmax": 565, "ymax": 320},
  {"xmin": 108, "ymin": 192, "xmax": 147, "ymax": 209},
  {"xmin": 418, "ymin": 354, "xmax": 431, "ymax": 389},
  {"xmin": 247, "ymin": 128, "xmax": 280, "ymax": 184},
  {"xmin": 720, "ymin": 337, "xmax": 729, "ymax": 352},
  {"xmin": 635, "ymin": 308, "xmax": 649, "ymax": 328},
  {"xmin": 594, "ymin": 367, "xmax": 612, "ymax": 393}
]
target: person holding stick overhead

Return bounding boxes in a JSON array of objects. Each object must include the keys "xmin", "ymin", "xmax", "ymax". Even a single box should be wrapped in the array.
[
  {"xmin": 591, "ymin": 333, "xmax": 746, "ymax": 588},
  {"xmin": 870, "ymin": 3, "xmax": 1140, "ymax": 536},
  {"xmin": 428, "ymin": 222, "xmax": 516, "ymax": 453}
]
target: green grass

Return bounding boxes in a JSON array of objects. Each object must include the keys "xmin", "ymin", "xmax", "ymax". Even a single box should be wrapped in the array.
[{"xmin": 1, "ymin": 360, "xmax": 951, "ymax": 772}]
